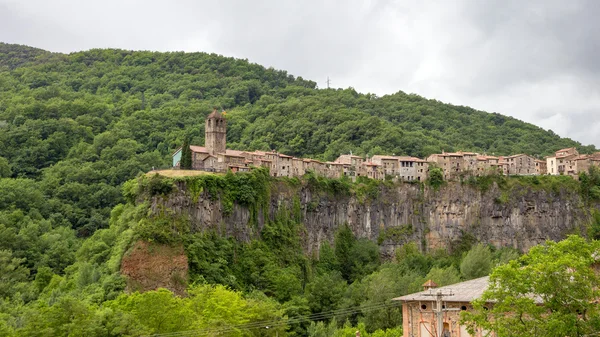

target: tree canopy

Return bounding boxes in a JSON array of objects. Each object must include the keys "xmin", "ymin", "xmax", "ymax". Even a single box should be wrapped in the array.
[{"xmin": 462, "ymin": 235, "xmax": 600, "ymax": 337}]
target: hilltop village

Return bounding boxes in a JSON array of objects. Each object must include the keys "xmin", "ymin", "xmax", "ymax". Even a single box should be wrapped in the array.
[{"xmin": 172, "ymin": 110, "xmax": 600, "ymax": 181}]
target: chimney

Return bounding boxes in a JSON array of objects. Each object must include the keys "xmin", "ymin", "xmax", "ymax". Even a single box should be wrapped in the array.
[{"xmin": 422, "ymin": 279, "xmax": 438, "ymax": 291}]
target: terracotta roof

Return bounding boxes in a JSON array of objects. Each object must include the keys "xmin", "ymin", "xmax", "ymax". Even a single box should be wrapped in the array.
[
  {"xmin": 422, "ymin": 280, "xmax": 438, "ymax": 288},
  {"xmin": 207, "ymin": 109, "xmax": 224, "ymax": 119},
  {"xmin": 504, "ymin": 153, "xmax": 530, "ymax": 158},
  {"xmin": 218, "ymin": 150, "xmax": 245, "ymax": 158},
  {"xmin": 397, "ymin": 156, "xmax": 420, "ymax": 161},
  {"xmin": 557, "ymin": 154, "xmax": 579, "ymax": 160},
  {"xmin": 364, "ymin": 162, "xmax": 379, "ymax": 166},
  {"xmin": 190, "ymin": 145, "xmax": 208, "ymax": 153},
  {"xmin": 278, "ymin": 153, "xmax": 293, "ymax": 158},
  {"xmin": 438, "ymin": 152, "xmax": 464, "ymax": 157},
  {"xmin": 225, "ymin": 149, "xmax": 245, "ymax": 156},
  {"xmin": 556, "ymin": 147, "xmax": 577, "ymax": 153},
  {"xmin": 371, "ymin": 155, "xmax": 399, "ymax": 160}
]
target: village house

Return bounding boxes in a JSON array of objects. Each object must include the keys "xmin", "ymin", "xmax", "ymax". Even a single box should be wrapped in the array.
[
  {"xmin": 397, "ymin": 156, "xmax": 421, "ymax": 182},
  {"xmin": 546, "ymin": 147, "xmax": 579, "ymax": 175},
  {"xmin": 291, "ymin": 157, "xmax": 305, "ymax": 177},
  {"xmin": 325, "ymin": 161, "xmax": 345, "ymax": 179},
  {"xmin": 394, "ymin": 277, "xmax": 493, "ymax": 337},
  {"xmin": 362, "ymin": 161, "xmax": 381, "ymax": 180},
  {"xmin": 475, "ymin": 156, "xmax": 502, "ymax": 176},
  {"xmin": 371, "ymin": 155, "xmax": 400, "ymax": 177},
  {"xmin": 415, "ymin": 159, "xmax": 430, "ymax": 182},
  {"xmin": 535, "ymin": 160, "xmax": 547, "ymax": 175},
  {"xmin": 426, "ymin": 152, "xmax": 465, "ymax": 180},
  {"xmin": 460, "ymin": 152, "xmax": 479, "ymax": 173},
  {"xmin": 500, "ymin": 154, "xmax": 537, "ymax": 175},
  {"xmin": 564, "ymin": 153, "xmax": 600, "ymax": 179},
  {"xmin": 335, "ymin": 154, "xmax": 365, "ymax": 177}
]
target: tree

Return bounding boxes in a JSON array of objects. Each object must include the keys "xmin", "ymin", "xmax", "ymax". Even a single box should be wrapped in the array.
[
  {"xmin": 460, "ymin": 244, "xmax": 492, "ymax": 280},
  {"xmin": 334, "ymin": 224, "xmax": 356, "ymax": 282},
  {"xmin": 180, "ymin": 137, "xmax": 192, "ymax": 170},
  {"xmin": 0, "ymin": 157, "xmax": 11, "ymax": 178},
  {"xmin": 462, "ymin": 235, "xmax": 600, "ymax": 337},
  {"xmin": 427, "ymin": 167, "xmax": 444, "ymax": 189},
  {"xmin": 305, "ymin": 271, "xmax": 347, "ymax": 314},
  {"xmin": 424, "ymin": 266, "xmax": 461, "ymax": 286},
  {"xmin": 0, "ymin": 250, "xmax": 29, "ymax": 298}
]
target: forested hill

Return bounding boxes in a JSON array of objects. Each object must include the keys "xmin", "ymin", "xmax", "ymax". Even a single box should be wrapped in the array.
[{"xmin": 0, "ymin": 42, "xmax": 597, "ymax": 234}]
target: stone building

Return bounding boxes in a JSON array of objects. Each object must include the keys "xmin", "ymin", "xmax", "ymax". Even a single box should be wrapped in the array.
[
  {"xmin": 546, "ymin": 147, "xmax": 579, "ymax": 175},
  {"xmin": 205, "ymin": 109, "xmax": 227, "ymax": 156},
  {"xmin": 535, "ymin": 160, "xmax": 547, "ymax": 175},
  {"xmin": 501, "ymin": 154, "xmax": 537, "ymax": 175},
  {"xmin": 371, "ymin": 155, "xmax": 400, "ymax": 177},
  {"xmin": 565, "ymin": 153, "xmax": 600, "ymax": 179},
  {"xmin": 415, "ymin": 159, "xmax": 430, "ymax": 182},
  {"xmin": 426, "ymin": 152, "xmax": 465, "ymax": 180},
  {"xmin": 394, "ymin": 277, "xmax": 493, "ymax": 337},
  {"xmin": 362, "ymin": 161, "xmax": 381, "ymax": 180},
  {"xmin": 335, "ymin": 154, "xmax": 365, "ymax": 177},
  {"xmin": 475, "ymin": 156, "xmax": 502, "ymax": 176},
  {"xmin": 460, "ymin": 152, "xmax": 479, "ymax": 174}
]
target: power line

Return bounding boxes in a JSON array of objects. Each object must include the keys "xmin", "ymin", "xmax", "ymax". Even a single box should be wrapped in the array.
[
  {"xmin": 150, "ymin": 302, "xmax": 397, "ymax": 337},
  {"xmin": 148, "ymin": 300, "xmax": 402, "ymax": 337}
]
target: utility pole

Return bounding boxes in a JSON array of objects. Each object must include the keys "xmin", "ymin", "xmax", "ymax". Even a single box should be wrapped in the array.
[
  {"xmin": 326, "ymin": 76, "xmax": 331, "ymax": 89},
  {"xmin": 423, "ymin": 289, "xmax": 459, "ymax": 337}
]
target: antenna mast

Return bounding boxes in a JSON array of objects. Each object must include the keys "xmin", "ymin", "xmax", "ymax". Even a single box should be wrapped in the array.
[{"xmin": 326, "ymin": 76, "xmax": 331, "ymax": 89}]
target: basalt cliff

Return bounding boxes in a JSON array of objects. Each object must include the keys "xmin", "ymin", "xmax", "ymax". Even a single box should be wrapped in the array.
[{"xmin": 146, "ymin": 175, "xmax": 595, "ymax": 256}]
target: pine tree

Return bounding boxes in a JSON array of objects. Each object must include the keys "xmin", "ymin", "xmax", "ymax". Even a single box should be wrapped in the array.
[{"xmin": 181, "ymin": 137, "xmax": 192, "ymax": 169}]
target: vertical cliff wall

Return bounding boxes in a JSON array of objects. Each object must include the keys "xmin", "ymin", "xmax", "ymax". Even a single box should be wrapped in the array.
[{"xmin": 150, "ymin": 178, "xmax": 593, "ymax": 256}]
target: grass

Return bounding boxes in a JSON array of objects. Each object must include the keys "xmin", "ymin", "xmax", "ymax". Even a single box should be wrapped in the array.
[{"xmin": 147, "ymin": 170, "xmax": 223, "ymax": 178}]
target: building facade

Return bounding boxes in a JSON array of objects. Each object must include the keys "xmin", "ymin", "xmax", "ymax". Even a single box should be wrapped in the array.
[{"xmin": 394, "ymin": 277, "xmax": 493, "ymax": 337}]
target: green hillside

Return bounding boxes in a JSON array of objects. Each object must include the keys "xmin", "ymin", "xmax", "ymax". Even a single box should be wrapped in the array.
[{"xmin": 0, "ymin": 43, "xmax": 596, "ymax": 232}]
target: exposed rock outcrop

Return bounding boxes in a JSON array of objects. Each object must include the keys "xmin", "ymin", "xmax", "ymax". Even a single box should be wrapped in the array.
[
  {"xmin": 120, "ymin": 241, "xmax": 188, "ymax": 295},
  {"xmin": 151, "ymin": 181, "xmax": 593, "ymax": 256}
]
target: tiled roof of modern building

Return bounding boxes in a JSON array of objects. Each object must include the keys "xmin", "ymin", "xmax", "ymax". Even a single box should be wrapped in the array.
[{"xmin": 393, "ymin": 277, "xmax": 490, "ymax": 302}]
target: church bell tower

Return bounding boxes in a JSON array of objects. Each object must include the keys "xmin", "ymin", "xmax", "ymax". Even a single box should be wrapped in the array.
[{"xmin": 205, "ymin": 109, "xmax": 227, "ymax": 156}]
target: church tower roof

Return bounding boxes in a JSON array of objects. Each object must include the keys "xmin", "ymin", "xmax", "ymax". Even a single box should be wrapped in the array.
[{"xmin": 207, "ymin": 109, "xmax": 224, "ymax": 119}]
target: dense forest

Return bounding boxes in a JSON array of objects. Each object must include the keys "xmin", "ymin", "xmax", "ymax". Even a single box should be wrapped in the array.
[{"xmin": 1, "ymin": 42, "xmax": 599, "ymax": 336}]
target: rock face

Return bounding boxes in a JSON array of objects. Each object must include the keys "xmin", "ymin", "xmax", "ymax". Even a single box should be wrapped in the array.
[{"xmin": 151, "ymin": 181, "xmax": 593, "ymax": 256}]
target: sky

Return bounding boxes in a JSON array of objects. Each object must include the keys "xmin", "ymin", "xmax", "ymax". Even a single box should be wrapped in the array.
[{"xmin": 1, "ymin": 0, "xmax": 599, "ymax": 147}]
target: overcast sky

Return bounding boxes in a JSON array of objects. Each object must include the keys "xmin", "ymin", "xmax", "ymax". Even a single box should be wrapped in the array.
[{"xmin": 1, "ymin": 0, "xmax": 599, "ymax": 147}]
